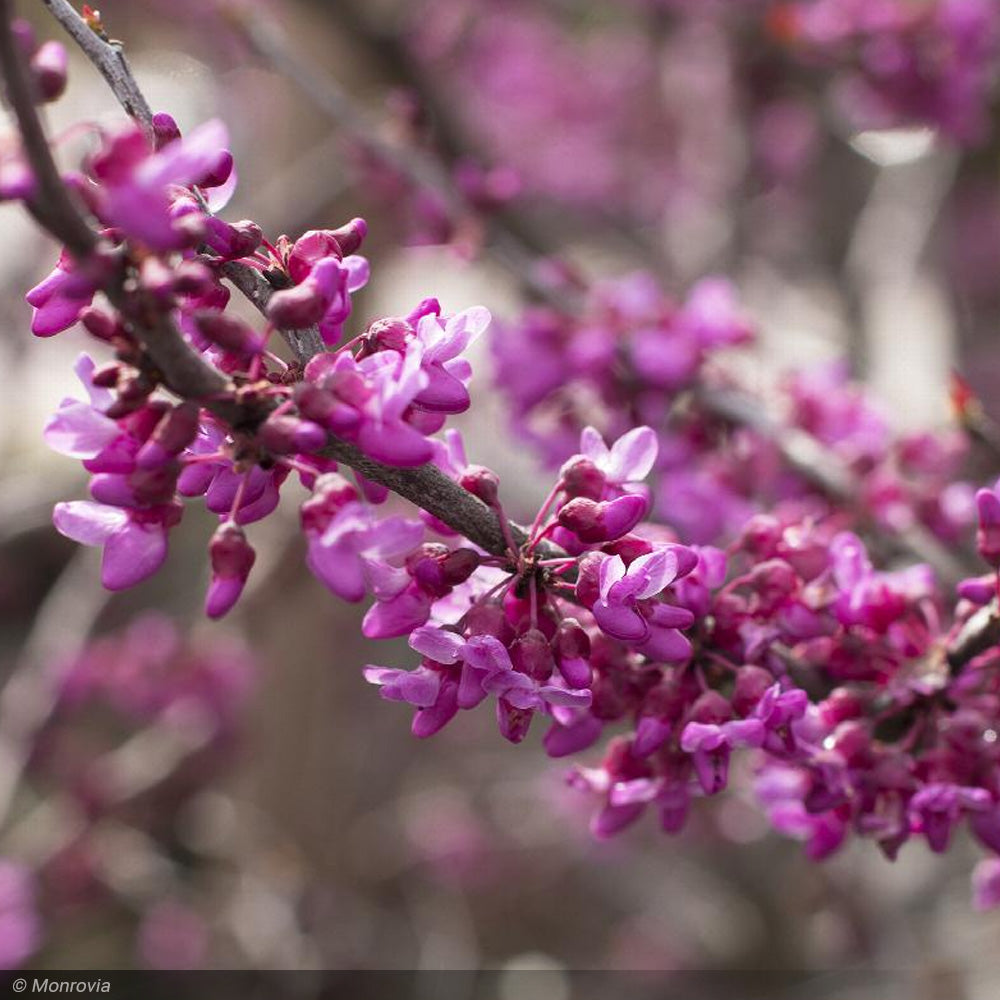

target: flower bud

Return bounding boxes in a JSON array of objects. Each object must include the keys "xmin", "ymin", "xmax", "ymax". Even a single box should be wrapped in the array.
[
  {"xmin": 192, "ymin": 310, "xmax": 264, "ymax": 356},
  {"xmin": 90, "ymin": 361, "xmax": 122, "ymax": 389},
  {"xmin": 460, "ymin": 465, "xmax": 500, "ymax": 506},
  {"xmin": 257, "ymin": 414, "xmax": 327, "ymax": 455},
  {"xmin": 203, "ymin": 217, "xmax": 262, "ymax": 260},
  {"xmin": 441, "ymin": 547, "xmax": 480, "ymax": 586},
  {"xmin": 206, "ymin": 523, "xmax": 256, "ymax": 619},
  {"xmin": 976, "ymin": 488, "xmax": 1000, "ymax": 568},
  {"xmin": 79, "ymin": 304, "xmax": 122, "ymax": 342},
  {"xmin": 30, "ymin": 41, "xmax": 68, "ymax": 103},
  {"xmin": 330, "ymin": 217, "xmax": 368, "ymax": 257},
  {"xmin": 196, "ymin": 149, "xmax": 234, "ymax": 189},
  {"xmin": 152, "ymin": 112, "xmax": 181, "ymax": 150},
  {"xmin": 136, "ymin": 404, "xmax": 200, "ymax": 469},
  {"xmin": 731, "ymin": 666, "xmax": 775, "ymax": 716},
  {"xmin": 266, "ymin": 282, "xmax": 327, "ymax": 328},
  {"xmin": 560, "ymin": 456, "xmax": 605, "ymax": 500},
  {"xmin": 554, "ymin": 619, "xmax": 592, "ymax": 688},
  {"xmin": 511, "ymin": 628, "xmax": 554, "ymax": 681},
  {"xmin": 558, "ymin": 494, "xmax": 646, "ymax": 543}
]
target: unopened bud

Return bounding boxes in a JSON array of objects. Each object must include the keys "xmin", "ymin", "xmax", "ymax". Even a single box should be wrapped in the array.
[
  {"xmin": 30, "ymin": 41, "xmax": 68, "ymax": 102},
  {"xmin": 460, "ymin": 465, "xmax": 500, "ymax": 505},
  {"xmin": 192, "ymin": 310, "xmax": 263, "ymax": 356},
  {"xmin": 560, "ymin": 456, "xmax": 605, "ymax": 500},
  {"xmin": 258, "ymin": 414, "xmax": 327, "ymax": 455},
  {"xmin": 151, "ymin": 112, "xmax": 181, "ymax": 150},
  {"xmin": 206, "ymin": 523, "xmax": 256, "ymax": 619}
]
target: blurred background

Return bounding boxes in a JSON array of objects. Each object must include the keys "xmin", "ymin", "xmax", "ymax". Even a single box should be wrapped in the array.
[{"xmin": 3, "ymin": 0, "xmax": 1000, "ymax": 992}]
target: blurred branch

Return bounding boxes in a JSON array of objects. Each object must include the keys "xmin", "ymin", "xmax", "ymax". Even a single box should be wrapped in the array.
[
  {"xmin": 0, "ymin": 0, "xmax": 95, "ymax": 256},
  {"xmin": 0, "ymin": 549, "xmax": 108, "ymax": 824}
]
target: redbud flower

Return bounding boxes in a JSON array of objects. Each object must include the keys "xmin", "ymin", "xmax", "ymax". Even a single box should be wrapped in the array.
[
  {"xmin": 53, "ymin": 499, "xmax": 182, "ymax": 591},
  {"xmin": 206, "ymin": 523, "xmax": 256, "ymax": 619}
]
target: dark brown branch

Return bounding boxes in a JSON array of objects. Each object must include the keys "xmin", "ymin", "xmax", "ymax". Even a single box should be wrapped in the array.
[{"xmin": 947, "ymin": 601, "xmax": 1000, "ymax": 674}]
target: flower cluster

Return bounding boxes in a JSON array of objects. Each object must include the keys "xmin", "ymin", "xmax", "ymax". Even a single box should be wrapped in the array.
[
  {"xmin": 11, "ymin": 0, "xmax": 1000, "ymax": 927},
  {"xmin": 32, "ymin": 113, "xmax": 489, "ymax": 618},
  {"xmin": 771, "ymin": 0, "xmax": 1000, "ymax": 144},
  {"xmin": 493, "ymin": 272, "xmax": 974, "ymax": 548}
]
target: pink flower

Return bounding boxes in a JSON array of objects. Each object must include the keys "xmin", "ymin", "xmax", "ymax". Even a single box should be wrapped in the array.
[
  {"xmin": 94, "ymin": 119, "xmax": 233, "ymax": 250},
  {"xmin": 53, "ymin": 499, "xmax": 181, "ymax": 591},
  {"xmin": 588, "ymin": 549, "xmax": 695, "ymax": 659}
]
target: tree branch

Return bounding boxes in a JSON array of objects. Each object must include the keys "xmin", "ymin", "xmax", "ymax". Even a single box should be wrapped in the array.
[
  {"xmin": 218, "ymin": 261, "xmax": 325, "ymax": 363},
  {"xmin": 39, "ymin": 0, "xmax": 153, "ymax": 133},
  {"xmin": 0, "ymin": 0, "xmax": 95, "ymax": 257}
]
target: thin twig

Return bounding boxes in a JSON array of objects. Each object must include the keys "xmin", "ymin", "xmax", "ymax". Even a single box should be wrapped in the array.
[
  {"xmin": 39, "ymin": 0, "xmax": 153, "ymax": 133},
  {"xmin": 0, "ymin": 549, "xmax": 109, "ymax": 823}
]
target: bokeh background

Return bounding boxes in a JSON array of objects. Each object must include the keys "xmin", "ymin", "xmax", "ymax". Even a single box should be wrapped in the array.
[{"xmin": 3, "ymin": 0, "xmax": 1000, "ymax": 992}]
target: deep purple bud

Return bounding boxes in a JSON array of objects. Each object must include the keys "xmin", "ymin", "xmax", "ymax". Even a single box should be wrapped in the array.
[
  {"xmin": 206, "ymin": 523, "xmax": 256, "ymax": 619},
  {"xmin": 554, "ymin": 619, "xmax": 592, "ymax": 688},
  {"xmin": 30, "ymin": 41, "xmax": 68, "ymax": 102},
  {"xmin": 602, "ymin": 534, "xmax": 655, "ymax": 564},
  {"xmin": 136, "ymin": 404, "xmax": 200, "ymax": 470},
  {"xmin": 258, "ymin": 414, "xmax": 327, "ymax": 455},
  {"xmin": 574, "ymin": 551, "xmax": 604, "ymax": 607},
  {"xmin": 558, "ymin": 494, "xmax": 646, "ymax": 543},
  {"xmin": 79, "ymin": 304, "xmax": 123, "ymax": 343},
  {"xmin": 203, "ymin": 217, "xmax": 262, "ymax": 260},
  {"xmin": 90, "ymin": 361, "xmax": 122, "ymax": 389},
  {"xmin": 152, "ymin": 112, "xmax": 181, "ymax": 149},
  {"xmin": 976, "ymin": 489, "xmax": 1000, "ymax": 568},
  {"xmin": 464, "ymin": 603, "xmax": 515, "ymax": 643},
  {"xmin": 560, "ymin": 456, "xmax": 605, "ymax": 501},
  {"xmin": 441, "ymin": 548, "xmax": 480, "ymax": 586},
  {"xmin": 460, "ymin": 465, "xmax": 500, "ymax": 506},
  {"xmin": 266, "ymin": 282, "xmax": 326, "ymax": 328},
  {"xmin": 330, "ymin": 217, "xmax": 367, "ymax": 256},
  {"xmin": 687, "ymin": 690, "xmax": 733, "ymax": 725},
  {"xmin": 731, "ymin": 666, "xmax": 775, "ymax": 716},
  {"xmin": 197, "ymin": 149, "xmax": 234, "ymax": 189},
  {"xmin": 192, "ymin": 311, "xmax": 263, "ymax": 355},
  {"xmin": 171, "ymin": 260, "xmax": 216, "ymax": 296},
  {"xmin": 497, "ymin": 698, "xmax": 533, "ymax": 744},
  {"xmin": 511, "ymin": 629, "xmax": 554, "ymax": 681},
  {"xmin": 129, "ymin": 462, "xmax": 181, "ymax": 505}
]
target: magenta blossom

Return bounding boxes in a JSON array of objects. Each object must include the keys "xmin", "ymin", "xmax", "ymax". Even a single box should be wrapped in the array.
[
  {"xmin": 588, "ymin": 548, "xmax": 696, "ymax": 659},
  {"xmin": 93, "ymin": 119, "xmax": 232, "ymax": 250},
  {"xmin": 52, "ymin": 499, "xmax": 181, "ymax": 591}
]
